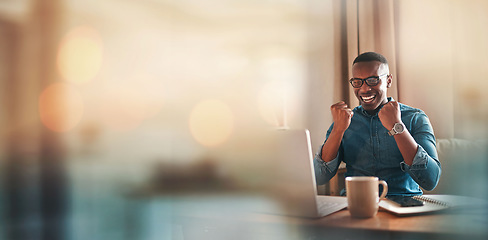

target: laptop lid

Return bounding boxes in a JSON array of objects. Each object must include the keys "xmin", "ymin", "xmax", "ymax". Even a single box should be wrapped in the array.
[{"xmin": 259, "ymin": 129, "xmax": 346, "ymax": 218}]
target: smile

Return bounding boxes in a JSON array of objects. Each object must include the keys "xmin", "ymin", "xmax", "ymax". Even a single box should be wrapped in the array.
[{"xmin": 361, "ymin": 95, "xmax": 376, "ymax": 103}]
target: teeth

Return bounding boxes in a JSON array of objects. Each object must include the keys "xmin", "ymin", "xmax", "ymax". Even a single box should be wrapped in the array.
[{"xmin": 362, "ymin": 95, "xmax": 375, "ymax": 102}]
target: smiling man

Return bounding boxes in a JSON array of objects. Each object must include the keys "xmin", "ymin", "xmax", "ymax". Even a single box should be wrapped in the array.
[{"xmin": 314, "ymin": 52, "xmax": 441, "ymax": 196}]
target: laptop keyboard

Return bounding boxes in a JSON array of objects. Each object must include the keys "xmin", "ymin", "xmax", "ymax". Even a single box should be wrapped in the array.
[
  {"xmin": 315, "ymin": 196, "xmax": 348, "ymax": 216},
  {"xmin": 317, "ymin": 200, "xmax": 341, "ymax": 212}
]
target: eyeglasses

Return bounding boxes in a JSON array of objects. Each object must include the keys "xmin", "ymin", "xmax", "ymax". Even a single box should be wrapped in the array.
[{"xmin": 349, "ymin": 74, "xmax": 388, "ymax": 88}]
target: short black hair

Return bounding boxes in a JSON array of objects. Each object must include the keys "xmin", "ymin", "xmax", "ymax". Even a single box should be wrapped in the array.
[{"xmin": 353, "ymin": 52, "xmax": 388, "ymax": 64}]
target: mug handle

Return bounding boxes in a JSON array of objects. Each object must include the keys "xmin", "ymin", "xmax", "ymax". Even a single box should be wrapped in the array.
[{"xmin": 378, "ymin": 180, "xmax": 388, "ymax": 201}]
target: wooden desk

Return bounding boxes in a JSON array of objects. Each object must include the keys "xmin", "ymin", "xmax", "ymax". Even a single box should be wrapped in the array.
[
  {"xmin": 126, "ymin": 194, "xmax": 488, "ymax": 240},
  {"xmin": 251, "ymin": 209, "xmax": 488, "ymax": 239}
]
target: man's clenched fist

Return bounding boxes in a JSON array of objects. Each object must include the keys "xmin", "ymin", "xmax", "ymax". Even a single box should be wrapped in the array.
[
  {"xmin": 378, "ymin": 100, "xmax": 402, "ymax": 130},
  {"xmin": 331, "ymin": 101, "xmax": 353, "ymax": 133}
]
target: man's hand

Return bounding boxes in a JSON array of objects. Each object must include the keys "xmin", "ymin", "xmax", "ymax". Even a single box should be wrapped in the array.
[
  {"xmin": 331, "ymin": 101, "xmax": 353, "ymax": 133},
  {"xmin": 378, "ymin": 100, "xmax": 402, "ymax": 130}
]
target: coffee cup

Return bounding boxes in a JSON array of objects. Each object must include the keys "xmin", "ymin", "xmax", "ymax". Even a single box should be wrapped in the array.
[{"xmin": 346, "ymin": 176, "xmax": 388, "ymax": 218}]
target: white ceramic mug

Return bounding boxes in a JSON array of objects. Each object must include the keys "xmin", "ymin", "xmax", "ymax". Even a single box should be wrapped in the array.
[{"xmin": 346, "ymin": 176, "xmax": 388, "ymax": 218}]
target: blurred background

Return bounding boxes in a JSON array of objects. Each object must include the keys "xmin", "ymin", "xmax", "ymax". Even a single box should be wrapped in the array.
[{"xmin": 0, "ymin": 0, "xmax": 487, "ymax": 239}]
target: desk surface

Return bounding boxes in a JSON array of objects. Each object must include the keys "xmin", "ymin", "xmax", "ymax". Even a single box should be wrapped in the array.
[
  {"xmin": 253, "ymin": 208, "xmax": 488, "ymax": 236},
  {"xmin": 130, "ymin": 194, "xmax": 488, "ymax": 240}
]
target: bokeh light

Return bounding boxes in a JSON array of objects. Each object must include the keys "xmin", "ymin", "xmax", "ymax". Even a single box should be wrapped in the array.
[
  {"xmin": 57, "ymin": 25, "xmax": 103, "ymax": 84},
  {"xmin": 189, "ymin": 100, "xmax": 234, "ymax": 147},
  {"xmin": 39, "ymin": 83, "xmax": 84, "ymax": 132},
  {"xmin": 98, "ymin": 81, "xmax": 162, "ymax": 132}
]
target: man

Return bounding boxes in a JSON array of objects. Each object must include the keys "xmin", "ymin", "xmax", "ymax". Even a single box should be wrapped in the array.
[{"xmin": 314, "ymin": 52, "xmax": 441, "ymax": 196}]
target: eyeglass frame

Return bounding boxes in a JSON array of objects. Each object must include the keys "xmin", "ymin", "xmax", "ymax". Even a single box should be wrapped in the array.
[{"xmin": 349, "ymin": 73, "xmax": 388, "ymax": 88}]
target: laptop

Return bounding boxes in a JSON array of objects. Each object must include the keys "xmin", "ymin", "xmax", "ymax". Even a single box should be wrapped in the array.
[{"xmin": 258, "ymin": 129, "xmax": 347, "ymax": 218}]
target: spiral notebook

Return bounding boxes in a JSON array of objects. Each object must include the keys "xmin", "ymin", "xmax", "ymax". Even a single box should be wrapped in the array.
[{"xmin": 379, "ymin": 194, "xmax": 488, "ymax": 216}]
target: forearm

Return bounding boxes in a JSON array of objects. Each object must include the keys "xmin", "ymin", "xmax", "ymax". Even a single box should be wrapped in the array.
[
  {"xmin": 321, "ymin": 128, "xmax": 344, "ymax": 162},
  {"xmin": 393, "ymin": 129, "xmax": 419, "ymax": 166}
]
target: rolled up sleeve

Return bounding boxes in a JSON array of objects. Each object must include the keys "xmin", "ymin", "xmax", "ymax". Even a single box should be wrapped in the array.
[
  {"xmin": 400, "ymin": 145, "xmax": 441, "ymax": 191},
  {"xmin": 314, "ymin": 145, "xmax": 341, "ymax": 185}
]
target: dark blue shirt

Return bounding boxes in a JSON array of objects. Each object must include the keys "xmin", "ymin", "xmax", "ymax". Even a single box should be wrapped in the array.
[{"xmin": 314, "ymin": 98, "xmax": 441, "ymax": 195}]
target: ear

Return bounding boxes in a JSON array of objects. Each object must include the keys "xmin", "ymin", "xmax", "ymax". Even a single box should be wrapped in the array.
[{"xmin": 386, "ymin": 74, "xmax": 392, "ymax": 88}]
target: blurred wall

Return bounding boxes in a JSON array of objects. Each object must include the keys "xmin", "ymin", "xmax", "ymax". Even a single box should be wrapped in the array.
[{"xmin": 396, "ymin": 0, "xmax": 488, "ymax": 140}]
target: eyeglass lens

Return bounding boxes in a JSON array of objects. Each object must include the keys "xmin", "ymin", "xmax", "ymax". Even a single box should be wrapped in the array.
[{"xmin": 350, "ymin": 77, "xmax": 380, "ymax": 88}]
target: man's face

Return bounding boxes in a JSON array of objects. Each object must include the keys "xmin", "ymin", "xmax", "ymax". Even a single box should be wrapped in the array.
[{"xmin": 351, "ymin": 61, "xmax": 391, "ymax": 114}]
